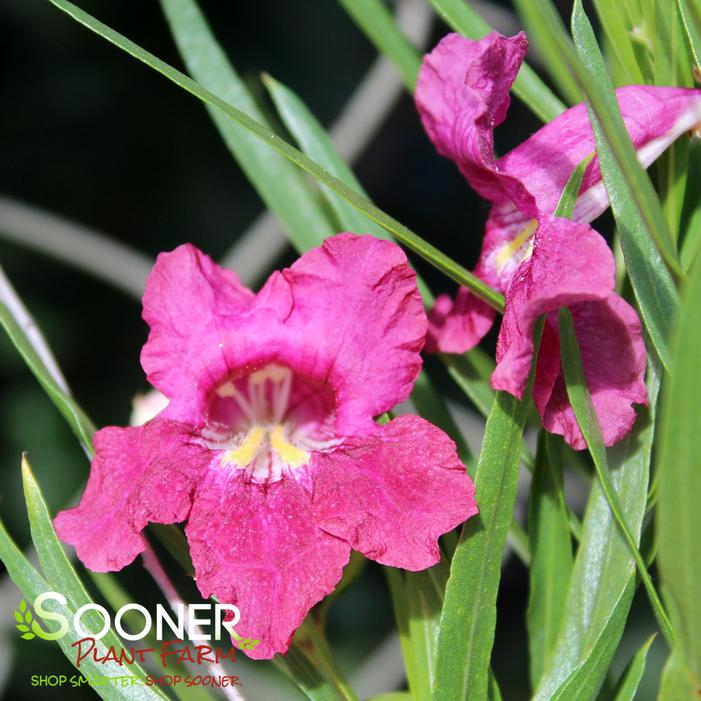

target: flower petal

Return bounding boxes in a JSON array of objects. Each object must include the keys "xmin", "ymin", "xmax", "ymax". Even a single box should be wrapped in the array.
[
  {"xmin": 141, "ymin": 244, "xmax": 254, "ymax": 400},
  {"xmin": 499, "ymin": 85, "xmax": 701, "ymax": 222},
  {"xmin": 491, "ymin": 217, "xmax": 647, "ymax": 449},
  {"xmin": 416, "ymin": 31, "xmax": 536, "ymax": 214},
  {"xmin": 536, "ymin": 296, "xmax": 648, "ymax": 449},
  {"xmin": 426, "ymin": 289, "xmax": 496, "ymax": 353},
  {"xmin": 186, "ymin": 470, "xmax": 350, "ymax": 659},
  {"xmin": 54, "ymin": 419, "xmax": 210, "ymax": 572},
  {"xmin": 312, "ymin": 415, "xmax": 477, "ymax": 570},
  {"xmin": 277, "ymin": 233, "xmax": 427, "ymax": 433}
]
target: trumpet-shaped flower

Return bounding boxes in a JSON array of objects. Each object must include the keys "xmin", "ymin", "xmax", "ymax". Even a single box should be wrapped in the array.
[
  {"xmin": 54, "ymin": 234, "xmax": 477, "ymax": 659},
  {"xmin": 416, "ymin": 31, "xmax": 701, "ymax": 448}
]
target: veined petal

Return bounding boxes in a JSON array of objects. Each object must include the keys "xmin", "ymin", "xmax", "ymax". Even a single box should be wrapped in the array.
[
  {"xmin": 416, "ymin": 31, "xmax": 536, "ymax": 215},
  {"xmin": 535, "ymin": 296, "xmax": 648, "ymax": 449},
  {"xmin": 186, "ymin": 470, "xmax": 350, "ymax": 659},
  {"xmin": 491, "ymin": 218, "xmax": 647, "ymax": 449},
  {"xmin": 54, "ymin": 419, "xmax": 210, "ymax": 571},
  {"xmin": 499, "ymin": 85, "xmax": 701, "ymax": 222},
  {"xmin": 426, "ymin": 289, "xmax": 496, "ymax": 353},
  {"xmin": 141, "ymin": 244, "xmax": 254, "ymax": 401},
  {"xmin": 312, "ymin": 415, "xmax": 477, "ymax": 570},
  {"xmin": 276, "ymin": 233, "xmax": 427, "ymax": 434}
]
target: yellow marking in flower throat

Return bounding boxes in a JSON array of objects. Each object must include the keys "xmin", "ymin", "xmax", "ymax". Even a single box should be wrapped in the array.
[
  {"xmin": 494, "ymin": 219, "xmax": 538, "ymax": 273},
  {"xmin": 270, "ymin": 425, "xmax": 310, "ymax": 467},
  {"xmin": 222, "ymin": 426, "xmax": 265, "ymax": 466}
]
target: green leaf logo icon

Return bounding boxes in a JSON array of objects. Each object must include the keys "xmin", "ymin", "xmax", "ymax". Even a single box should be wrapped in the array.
[{"xmin": 14, "ymin": 599, "xmax": 35, "ymax": 640}]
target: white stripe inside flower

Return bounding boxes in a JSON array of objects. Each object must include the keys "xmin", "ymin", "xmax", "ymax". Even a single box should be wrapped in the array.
[{"xmin": 202, "ymin": 364, "xmax": 339, "ymax": 484}]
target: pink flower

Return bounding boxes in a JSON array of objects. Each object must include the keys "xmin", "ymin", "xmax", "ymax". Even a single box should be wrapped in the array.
[
  {"xmin": 54, "ymin": 234, "xmax": 477, "ymax": 659},
  {"xmin": 416, "ymin": 31, "xmax": 701, "ymax": 448}
]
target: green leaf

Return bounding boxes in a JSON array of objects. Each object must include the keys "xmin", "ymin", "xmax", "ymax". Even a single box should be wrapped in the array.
[
  {"xmin": 570, "ymin": 0, "xmax": 681, "ymax": 275},
  {"xmin": 16, "ymin": 624, "xmax": 29, "ymax": 632},
  {"xmin": 0, "ymin": 286, "xmax": 95, "ymax": 453},
  {"xmin": 410, "ymin": 370, "xmax": 474, "ymax": 469},
  {"xmin": 526, "ymin": 432, "xmax": 573, "ymax": 688},
  {"xmin": 652, "ymin": 1, "xmax": 693, "ymax": 245},
  {"xmin": 533, "ymin": 357, "xmax": 661, "ymax": 699},
  {"xmin": 548, "ymin": 590, "xmax": 636, "ymax": 701},
  {"xmin": 657, "ymin": 254, "xmax": 701, "ymax": 693},
  {"xmin": 274, "ymin": 631, "xmax": 357, "ymax": 701},
  {"xmin": 385, "ymin": 568, "xmax": 419, "ymax": 697},
  {"xmin": 591, "ymin": 0, "xmax": 646, "ymax": 84},
  {"xmin": 367, "ymin": 695, "xmax": 410, "ymax": 701},
  {"xmin": 20, "ymin": 457, "xmax": 168, "ymax": 697},
  {"xmin": 427, "ymin": 0, "xmax": 567, "ymax": 122},
  {"xmin": 19, "ymin": 598, "xmax": 27, "ymax": 612},
  {"xmin": 14, "ymin": 610, "xmax": 23, "ymax": 623},
  {"xmin": 0, "ymin": 511, "xmax": 168, "ymax": 699},
  {"xmin": 432, "ymin": 319, "xmax": 543, "ymax": 701},
  {"xmin": 337, "ymin": 0, "xmax": 421, "ymax": 91},
  {"xmin": 406, "ymin": 559, "xmax": 449, "ymax": 699},
  {"xmin": 159, "ymin": 0, "xmax": 335, "ymax": 253},
  {"xmin": 554, "ymin": 153, "xmax": 594, "ymax": 219},
  {"xmin": 680, "ymin": 137, "xmax": 701, "ymax": 271},
  {"xmin": 678, "ymin": 0, "xmax": 701, "ymax": 70},
  {"xmin": 262, "ymin": 72, "xmax": 434, "ymax": 299},
  {"xmin": 607, "ymin": 634, "xmax": 656, "ymax": 701},
  {"xmin": 48, "ymin": 0, "xmax": 503, "ymax": 312},
  {"xmin": 261, "ymin": 74, "xmax": 475, "ymax": 470},
  {"xmin": 557, "ymin": 308, "xmax": 673, "ymax": 644},
  {"xmin": 512, "ymin": 0, "xmax": 584, "ymax": 104},
  {"xmin": 440, "ymin": 350, "xmax": 535, "ymax": 471},
  {"xmin": 569, "ymin": 0, "xmax": 681, "ymax": 370}
]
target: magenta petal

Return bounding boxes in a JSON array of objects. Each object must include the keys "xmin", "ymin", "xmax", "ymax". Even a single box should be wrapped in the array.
[
  {"xmin": 278, "ymin": 234, "xmax": 427, "ymax": 433},
  {"xmin": 55, "ymin": 419, "xmax": 209, "ymax": 571},
  {"xmin": 536, "ymin": 296, "xmax": 648, "ymax": 449},
  {"xmin": 492, "ymin": 218, "xmax": 647, "ymax": 449},
  {"xmin": 141, "ymin": 244, "xmax": 254, "ymax": 399},
  {"xmin": 416, "ymin": 31, "xmax": 536, "ymax": 214},
  {"xmin": 312, "ymin": 415, "xmax": 477, "ymax": 570},
  {"xmin": 54, "ymin": 426, "xmax": 147, "ymax": 571},
  {"xmin": 499, "ymin": 85, "xmax": 701, "ymax": 221},
  {"xmin": 186, "ymin": 471, "xmax": 350, "ymax": 659},
  {"xmin": 426, "ymin": 289, "xmax": 496, "ymax": 353}
]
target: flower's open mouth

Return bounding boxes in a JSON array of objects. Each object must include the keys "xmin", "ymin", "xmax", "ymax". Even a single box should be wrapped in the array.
[{"xmin": 202, "ymin": 363, "xmax": 338, "ymax": 483}]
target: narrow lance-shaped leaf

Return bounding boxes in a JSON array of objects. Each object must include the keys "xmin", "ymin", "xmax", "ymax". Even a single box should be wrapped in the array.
[
  {"xmin": 48, "ymin": 0, "xmax": 504, "ymax": 311},
  {"xmin": 526, "ymin": 433, "xmax": 573, "ymax": 688},
  {"xmin": 0, "ymin": 283, "xmax": 95, "ymax": 453},
  {"xmin": 533, "ymin": 351, "xmax": 661, "ymax": 699},
  {"xmin": 680, "ymin": 136, "xmax": 701, "ymax": 271},
  {"xmin": 569, "ymin": 0, "xmax": 682, "ymax": 275},
  {"xmin": 557, "ymin": 307, "xmax": 673, "ymax": 645},
  {"xmin": 607, "ymin": 634, "xmax": 656, "ymax": 701},
  {"xmin": 337, "ymin": 0, "xmax": 422, "ymax": 91},
  {"xmin": 0, "ymin": 470, "xmax": 169, "ymax": 700},
  {"xmin": 569, "ymin": 0, "xmax": 681, "ymax": 370},
  {"xmin": 159, "ymin": 0, "xmax": 335, "ymax": 253},
  {"xmin": 678, "ymin": 0, "xmax": 701, "ymax": 70},
  {"xmin": 591, "ymin": 0, "xmax": 646, "ymax": 84},
  {"xmin": 427, "ymin": 0, "xmax": 566, "ymax": 122},
  {"xmin": 548, "ymin": 591, "xmax": 638, "ymax": 701},
  {"xmin": 657, "ymin": 254, "xmax": 701, "ymax": 694},
  {"xmin": 512, "ymin": 0, "xmax": 583, "ymax": 104},
  {"xmin": 432, "ymin": 319, "xmax": 544, "ymax": 701},
  {"xmin": 261, "ymin": 72, "xmax": 475, "ymax": 469}
]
